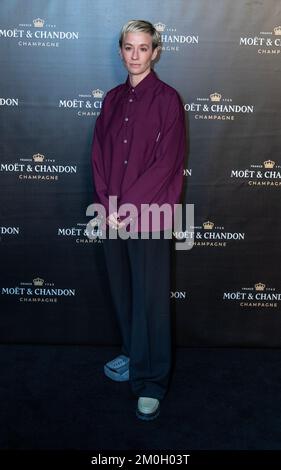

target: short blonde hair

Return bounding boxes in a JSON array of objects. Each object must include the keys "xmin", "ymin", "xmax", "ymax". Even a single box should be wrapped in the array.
[{"xmin": 119, "ymin": 20, "xmax": 161, "ymax": 50}]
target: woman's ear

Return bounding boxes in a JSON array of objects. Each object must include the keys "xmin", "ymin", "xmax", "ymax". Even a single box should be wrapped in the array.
[{"xmin": 152, "ymin": 46, "xmax": 159, "ymax": 61}]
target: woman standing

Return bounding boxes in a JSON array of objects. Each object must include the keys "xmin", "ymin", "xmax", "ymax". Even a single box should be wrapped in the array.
[{"xmin": 91, "ymin": 19, "xmax": 186, "ymax": 420}]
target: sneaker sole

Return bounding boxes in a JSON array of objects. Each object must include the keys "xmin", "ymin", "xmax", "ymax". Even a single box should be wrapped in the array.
[{"xmin": 136, "ymin": 406, "xmax": 160, "ymax": 421}]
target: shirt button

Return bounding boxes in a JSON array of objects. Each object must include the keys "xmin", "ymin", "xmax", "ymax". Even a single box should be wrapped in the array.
[
  {"xmin": 129, "ymin": 98, "xmax": 133, "ymax": 102},
  {"xmin": 132, "ymin": 89, "xmax": 135, "ymax": 92},
  {"xmin": 124, "ymin": 160, "xmax": 128, "ymax": 164},
  {"xmin": 123, "ymin": 139, "xmax": 127, "ymax": 143},
  {"xmin": 124, "ymin": 117, "xmax": 129, "ymax": 121}
]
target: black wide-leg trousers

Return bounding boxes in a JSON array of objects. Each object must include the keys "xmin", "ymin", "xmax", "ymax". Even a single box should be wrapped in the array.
[{"xmin": 102, "ymin": 231, "xmax": 172, "ymax": 400}]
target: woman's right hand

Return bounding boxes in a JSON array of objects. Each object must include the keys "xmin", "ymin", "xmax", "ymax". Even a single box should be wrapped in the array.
[{"xmin": 106, "ymin": 212, "xmax": 125, "ymax": 230}]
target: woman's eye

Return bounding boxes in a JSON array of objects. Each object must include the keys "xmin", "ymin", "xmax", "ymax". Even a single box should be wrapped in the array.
[{"xmin": 124, "ymin": 47, "xmax": 148, "ymax": 52}]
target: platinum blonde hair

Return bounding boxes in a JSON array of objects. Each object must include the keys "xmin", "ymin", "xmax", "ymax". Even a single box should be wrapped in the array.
[{"xmin": 119, "ymin": 20, "xmax": 161, "ymax": 50}]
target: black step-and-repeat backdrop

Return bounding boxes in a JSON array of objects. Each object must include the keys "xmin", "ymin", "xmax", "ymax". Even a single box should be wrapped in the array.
[{"xmin": 0, "ymin": 0, "xmax": 280, "ymax": 346}]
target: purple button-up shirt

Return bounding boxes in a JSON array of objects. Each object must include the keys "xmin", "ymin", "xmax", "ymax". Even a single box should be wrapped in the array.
[{"xmin": 91, "ymin": 69, "xmax": 186, "ymax": 232}]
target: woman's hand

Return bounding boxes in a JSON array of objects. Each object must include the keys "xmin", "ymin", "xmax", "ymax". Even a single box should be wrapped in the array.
[{"xmin": 106, "ymin": 211, "xmax": 126, "ymax": 230}]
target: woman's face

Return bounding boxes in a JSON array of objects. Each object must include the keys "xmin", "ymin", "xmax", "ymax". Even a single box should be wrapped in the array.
[{"xmin": 120, "ymin": 32, "xmax": 158, "ymax": 78}]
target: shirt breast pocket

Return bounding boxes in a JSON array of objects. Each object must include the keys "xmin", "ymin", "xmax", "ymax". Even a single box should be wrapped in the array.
[
  {"xmin": 145, "ymin": 126, "xmax": 162, "ymax": 148},
  {"xmin": 142, "ymin": 128, "xmax": 162, "ymax": 169},
  {"xmin": 155, "ymin": 131, "xmax": 161, "ymax": 143}
]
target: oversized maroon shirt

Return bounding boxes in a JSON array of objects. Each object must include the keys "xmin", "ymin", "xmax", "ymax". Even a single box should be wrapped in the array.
[{"xmin": 91, "ymin": 69, "xmax": 186, "ymax": 233}]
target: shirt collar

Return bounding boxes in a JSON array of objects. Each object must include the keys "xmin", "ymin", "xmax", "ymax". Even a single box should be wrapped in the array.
[{"xmin": 125, "ymin": 69, "xmax": 158, "ymax": 99}]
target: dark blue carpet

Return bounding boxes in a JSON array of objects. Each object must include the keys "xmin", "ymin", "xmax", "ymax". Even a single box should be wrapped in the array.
[{"xmin": 1, "ymin": 345, "xmax": 281, "ymax": 450}]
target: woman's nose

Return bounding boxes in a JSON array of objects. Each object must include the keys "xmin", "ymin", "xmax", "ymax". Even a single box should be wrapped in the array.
[{"xmin": 132, "ymin": 49, "xmax": 139, "ymax": 59}]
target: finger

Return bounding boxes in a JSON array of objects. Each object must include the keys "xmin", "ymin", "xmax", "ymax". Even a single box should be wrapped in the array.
[
  {"xmin": 109, "ymin": 215, "xmax": 118, "ymax": 225},
  {"xmin": 111, "ymin": 212, "xmax": 119, "ymax": 222}
]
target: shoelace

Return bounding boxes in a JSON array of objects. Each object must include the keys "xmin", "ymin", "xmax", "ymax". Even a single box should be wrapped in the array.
[
  {"xmin": 109, "ymin": 359, "xmax": 128, "ymax": 368},
  {"xmin": 106, "ymin": 356, "xmax": 129, "ymax": 369}
]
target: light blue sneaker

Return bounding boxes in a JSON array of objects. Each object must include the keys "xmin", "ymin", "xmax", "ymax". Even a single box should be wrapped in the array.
[
  {"xmin": 136, "ymin": 397, "xmax": 160, "ymax": 421},
  {"xmin": 104, "ymin": 354, "xmax": 130, "ymax": 381}
]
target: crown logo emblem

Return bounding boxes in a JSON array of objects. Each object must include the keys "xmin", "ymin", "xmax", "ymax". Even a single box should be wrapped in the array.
[
  {"xmin": 33, "ymin": 18, "xmax": 44, "ymax": 28},
  {"xmin": 255, "ymin": 282, "xmax": 266, "ymax": 291},
  {"xmin": 154, "ymin": 22, "xmax": 166, "ymax": 32},
  {"xmin": 263, "ymin": 160, "xmax": 275, "ymax": 169},
  {"xmin": 203, "ymin": 221, "xmax": 214, "ymax": 230},
  {"xmin": 32, "ymin": 153, "xmax": 45, "ymax": 163},
  {"xmin": 210, "ymin": 92, "xmax": 222, "ymax": 102},
  {"xmin": 92, "ymin": 89, "xmax": 104, "ymax": 99},
  {"xmin": 33, "ymin": 277, "xmax": 44, "ymax": 286},
  {"xmin": 273, "ymin": 26, "xmax": 281, "ymax": 35}
]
